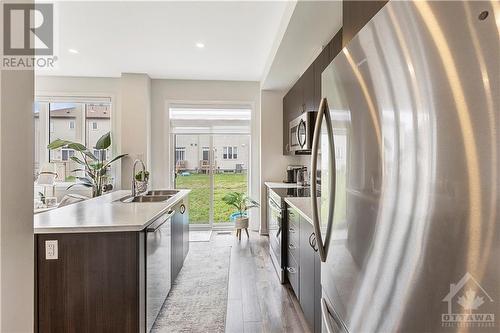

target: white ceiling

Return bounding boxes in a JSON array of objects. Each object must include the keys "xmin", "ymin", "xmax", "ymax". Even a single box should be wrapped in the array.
[
  {"xmin": 38, "ymin": 1, "xmax": 289, "ymax": 81},
  {"xmin": 261, "ymin": 0, "xmax": 343, "ymax": 90}
]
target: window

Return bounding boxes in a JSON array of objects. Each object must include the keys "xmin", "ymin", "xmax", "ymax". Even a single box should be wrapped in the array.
[
  {"xmin": 175, "ymin": 147, "xmax": 186, "ymax": 162},
  {"xmin": 223, "ymin": 146, "xmax": 238, "ymax": 159},
  {"xmin": 93, "ymin": 149, "xmax": 107, "ymax": 161},
  {"xmin": 34, "ymin": 100, "xmax": 112, "ymax": 182},
  {"xmin": 202, "ymin": 147, "xmax": 209, "ymax": 161},
  {"xmin": 61, "ymin": 148, "xmax": 75, "ymax": 161}
]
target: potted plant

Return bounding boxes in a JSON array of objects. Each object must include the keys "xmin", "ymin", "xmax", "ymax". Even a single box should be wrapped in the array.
[
  {"xmin": 222, "ymin": 192, "xmax": 259, "ymax": 238},
  {"xmin": 47, "ymin": 132, "xmax": 127, "ymax": 197},
  {"xmin": 135, "ymin": 170, "xmax": 150, "ymax": 193}
]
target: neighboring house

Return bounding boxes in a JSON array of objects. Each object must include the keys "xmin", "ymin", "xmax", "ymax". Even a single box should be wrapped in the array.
[
  {"xmin": 34, "ymin": 102, "xmax": 111, "ymax": 181},
  {"xmin": 175, "ymin": 135, "xmax": 249, "ymax": 173}
]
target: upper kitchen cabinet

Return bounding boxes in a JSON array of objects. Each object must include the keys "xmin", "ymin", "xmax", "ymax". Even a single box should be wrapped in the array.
[
  {"xmin": 303, "ymin": 64, "xmax": 315, "ymax": 112},
  {"xmin": 342, "ymin": 1, "xmax": 389, "ymax": 46}
]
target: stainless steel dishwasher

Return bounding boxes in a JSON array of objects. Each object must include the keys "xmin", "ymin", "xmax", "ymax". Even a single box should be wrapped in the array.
[{"xmin": 146, "ymin": 209, "xmax": 174, "ymax": 332}]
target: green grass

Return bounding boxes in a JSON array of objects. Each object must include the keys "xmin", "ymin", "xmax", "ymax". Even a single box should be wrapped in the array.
[{"xmin": 175, "ymin": 173, "xmax": 248, "ymax": 224}]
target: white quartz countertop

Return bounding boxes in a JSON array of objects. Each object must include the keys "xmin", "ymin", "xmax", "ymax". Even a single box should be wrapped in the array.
[
  {"xmin": 284, "ymin": 197, "xmax": 319, "ymax": 225},
  {"xmin": 264, "ymin": 181, "xmax": 305, "ymax": 189},
  {"xmin": 34, "ymin": 189, "xmax": 190, "ymax": 234}
]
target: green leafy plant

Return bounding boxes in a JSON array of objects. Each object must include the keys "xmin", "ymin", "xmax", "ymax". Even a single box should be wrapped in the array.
[
  {"xmin": 221, "ymin": 192, "xmax": 259, "ymax": 217},
  {"xmin": 47, "ymin": 132, "xmax": 127, "ymax": 197},
  {"xmin": 135, "ymin": 170, "xmax": 150, "ymax": 182}
]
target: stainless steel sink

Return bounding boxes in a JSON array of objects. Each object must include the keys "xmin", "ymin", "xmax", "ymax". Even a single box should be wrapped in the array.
[
  {"xmin": 146, "ymin": 190, "xmax": 179, "ymax": 196},
  {"xmin": 120, "ymin": 195, "xmax": 171, "ymax": 203}
]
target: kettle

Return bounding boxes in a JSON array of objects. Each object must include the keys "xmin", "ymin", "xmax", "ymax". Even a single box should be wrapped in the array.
[{"xmin": 296, "ymin": 167, "xmax": 308, "ymax": 186}]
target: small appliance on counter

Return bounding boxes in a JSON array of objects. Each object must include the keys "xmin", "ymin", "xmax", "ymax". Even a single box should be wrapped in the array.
[
  {"xmin": 284, "ymin": 165, "xmax": 305, "ymax": 183},
  {"xmin": 296, "ymin": 167, "xmax": 309, "ymax": 186}
]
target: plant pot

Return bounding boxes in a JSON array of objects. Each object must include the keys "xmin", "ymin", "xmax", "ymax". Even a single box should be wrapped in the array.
[{"xmin": 234, "ymin": 217, "xmax": 249, "ymax": 229}]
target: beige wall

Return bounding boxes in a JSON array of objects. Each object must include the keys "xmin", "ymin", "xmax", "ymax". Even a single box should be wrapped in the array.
[
  {"xmin": 0, "ymin": 70, "xmax": 35, "ymax": 332},
  {"xmin": 259, "ymin": 90, "xmax": 310, "ymax": 233},
  {"xmin": 120, "ymin": 73, "xmax": 151, "ymax": 189}
]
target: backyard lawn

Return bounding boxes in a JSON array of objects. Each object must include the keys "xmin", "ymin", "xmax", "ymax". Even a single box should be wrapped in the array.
[{"xmin": 175, "ymin": 173, "xmax": 248, "ymax": 224}]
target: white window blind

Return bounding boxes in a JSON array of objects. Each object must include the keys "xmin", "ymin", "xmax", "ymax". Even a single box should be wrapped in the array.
[{"xmin": 170, "ymin": 106, "xmax": 251, "ymax": 134}]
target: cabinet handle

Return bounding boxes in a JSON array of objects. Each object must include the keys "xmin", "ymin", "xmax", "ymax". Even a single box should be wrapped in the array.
[
  {"xmin": 285, "ymin": 143, "xmax": 291, "ymax": 152},
  {"xmin": 309, "ymin": 233, "xmax": 318, "ymax": 252},
  {"xmin": 146, "ymin": 210, "xmax": 174, "ymax": 232},
  {"xmin": 286, "ymin": 267, "xmax": 297, "ymax": 274},
  {"xmin": 180, "ymin": 204, "xmax": 186, "ymax": 214}
]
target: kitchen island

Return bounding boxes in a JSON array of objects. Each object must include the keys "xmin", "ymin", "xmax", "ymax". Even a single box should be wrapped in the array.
[{"xmin": 34, "ymin": 190, "xmax": 190, "ymax": 333}]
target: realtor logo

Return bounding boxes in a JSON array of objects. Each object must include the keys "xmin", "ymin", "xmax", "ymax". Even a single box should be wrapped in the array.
[
  {"xmin": 3, "ymin": 3, "xmax": 53, "ymax": 55},
  {"xmin": 442, "ymin": 272, "xmax": 495, "ymax": 328}
]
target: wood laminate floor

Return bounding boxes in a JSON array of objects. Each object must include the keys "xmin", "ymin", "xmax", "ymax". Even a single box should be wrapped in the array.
[{"xmin": 213, "ymin": 231, "xmax": 310, "ymax": 333}]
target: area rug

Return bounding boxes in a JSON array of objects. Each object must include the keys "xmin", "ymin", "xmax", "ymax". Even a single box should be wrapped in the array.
[
  {"xmin": 151, "ymin": 239, "xmax": 231, "ymax": 333},
  {"xmin": 188, "ymin": 230, "xmax": 213, "ymax": 242}
]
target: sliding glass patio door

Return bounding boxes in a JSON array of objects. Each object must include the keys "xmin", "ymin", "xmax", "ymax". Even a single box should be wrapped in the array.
[{"xmin": 174, "ymin": 134, "xmax": 249, "ymax": 229}]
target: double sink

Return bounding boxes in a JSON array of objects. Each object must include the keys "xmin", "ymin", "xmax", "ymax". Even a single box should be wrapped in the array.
[{"xmin": 119, "ymin": 189, "xmax": 179, "ymax": 203}]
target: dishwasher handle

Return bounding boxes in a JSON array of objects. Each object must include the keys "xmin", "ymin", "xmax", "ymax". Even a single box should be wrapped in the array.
[{"xmin": 146, "ymin": 210, "xmax": 175, "ymax": 232}]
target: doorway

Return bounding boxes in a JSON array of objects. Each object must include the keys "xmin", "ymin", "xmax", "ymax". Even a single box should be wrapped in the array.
[{"xmin": 174, "ymin": 134, "xmax": 250, "ymax": 229}]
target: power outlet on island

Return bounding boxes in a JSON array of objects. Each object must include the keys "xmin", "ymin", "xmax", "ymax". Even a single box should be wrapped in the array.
[{"xmin": 45, "ymin": 240, "xmax": 58, "ymax": 260}]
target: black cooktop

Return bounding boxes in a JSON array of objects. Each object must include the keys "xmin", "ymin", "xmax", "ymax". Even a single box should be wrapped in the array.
[{"xmin": 270, "ymin": 187, "xmax": 320, "ymax": 198}]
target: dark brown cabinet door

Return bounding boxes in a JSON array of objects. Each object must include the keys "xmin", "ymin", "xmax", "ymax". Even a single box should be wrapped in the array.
[
  {"xmin": 329, "ymin": 28, "xmax": 343, "ymax": 62},
  {"xmin": 313, "ymin": 45, "xmax": 330, "ymax": 111},
  {"xmin": 36, "ymin": 233, "xmax": 140, "ymax": 333},
  {"xmin": 342, "ymin": 1, "xmax": 388, "ymax": 47},
  {"xmin": 283, "ymin": 91, "xmax": 292, "ymax": 155},
  {"xmin": 303, "ymin": 64, "xmax": 315, "ymax": 112}
]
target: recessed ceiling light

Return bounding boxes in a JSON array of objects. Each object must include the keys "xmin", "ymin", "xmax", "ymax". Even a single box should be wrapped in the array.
[
  {"xmin": 68, "ymin": 49, "xmax": 79, "ymax": 54},
  {"xmin": 195, "ymin": 42, "xmax": 205, "ymax": 49}
]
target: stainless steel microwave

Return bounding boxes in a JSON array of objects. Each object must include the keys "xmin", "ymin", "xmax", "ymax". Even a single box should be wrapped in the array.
[{"xmin": 289, "ymin": 112, "xmax": 317, "ymax": 154}]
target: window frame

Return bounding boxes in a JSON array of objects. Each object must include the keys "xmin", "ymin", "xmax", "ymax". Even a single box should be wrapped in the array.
[{"xmin": 175, "ymin": 147, "xmax": 186, "ymax": 162}]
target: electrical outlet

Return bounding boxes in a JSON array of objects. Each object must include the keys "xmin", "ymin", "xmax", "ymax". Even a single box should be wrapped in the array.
[{"xmin": 45, "ymin": 240, "xmax": 58, "ymax": 260}]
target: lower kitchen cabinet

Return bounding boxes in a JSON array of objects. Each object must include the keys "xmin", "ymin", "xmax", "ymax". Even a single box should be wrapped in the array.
[
  {"xmin": 300, "ymin": 220, "xmax": 317, "ymax": 332},
  {"xmin": 286, "ymin": 206, "xmax": 321, "ymax": 333},
  {"xmin": 35, "ymin": 232, "xmax": 144, "ymax": 333},
  {"xmin": 35, "ymin": 200, "xmax": 189, "ymax": 333}
]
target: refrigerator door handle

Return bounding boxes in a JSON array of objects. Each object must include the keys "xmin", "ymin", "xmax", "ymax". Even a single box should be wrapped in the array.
[
  {"xmin": 311, "ymin": 97, "xmax": 335, "ymax": 262},
  {"xmin": 321, "ymin": 298, "xmax": 347, "ymax": 333}
]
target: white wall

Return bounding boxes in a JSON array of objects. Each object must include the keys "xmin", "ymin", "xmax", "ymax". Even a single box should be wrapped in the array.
[
  {"xmin": 150, "ymin": 79, "xmax": 261, "ymax": 231},
  {"xmin": 0, "ymin": 70, "xmax": 34, "ymax": 332}
]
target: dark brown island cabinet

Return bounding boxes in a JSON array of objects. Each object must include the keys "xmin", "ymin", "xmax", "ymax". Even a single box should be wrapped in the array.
[
  {"xmin": 283, "ymin": 0, "xmax": 388, "ymax": 155},
  {"xmin": 34, "ymin": 199, "xmax": 189, "ymax": 333}
]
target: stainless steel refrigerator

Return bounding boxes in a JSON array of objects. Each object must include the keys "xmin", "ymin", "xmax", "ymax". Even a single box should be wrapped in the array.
[{"xmin": 310, "ymin": 1, "xmax": 500, "ymax": 332}]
